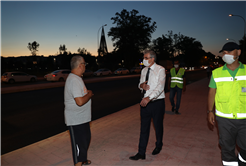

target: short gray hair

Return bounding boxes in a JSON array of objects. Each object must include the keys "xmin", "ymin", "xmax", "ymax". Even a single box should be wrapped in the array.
[
  {"xmin": 143, "ymin": 49, "xmax": 156, "ymax": 62},
  {"xmin": 71, "ymin": 55, "xmax": 83, "ymax": 70}
]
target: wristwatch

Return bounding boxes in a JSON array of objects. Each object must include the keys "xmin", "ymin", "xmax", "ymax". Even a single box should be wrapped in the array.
[{"xmin": 207, "ymin": 110, "xmax": 214, "ymax": 113}]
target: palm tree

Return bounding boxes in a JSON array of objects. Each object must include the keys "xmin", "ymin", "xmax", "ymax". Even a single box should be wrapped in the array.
[
  {"xmin": 59, "ymin": 44, "xmax": 67, "ymax": 54},
  {"xmin": 27, "ymin": 41, "xmax": 40, "ymax": 56}
]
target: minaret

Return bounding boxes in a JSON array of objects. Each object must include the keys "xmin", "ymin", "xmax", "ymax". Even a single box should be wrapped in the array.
[{"xmin": 98, "ymin": 26, "xmax": 108, "ymax": 56}]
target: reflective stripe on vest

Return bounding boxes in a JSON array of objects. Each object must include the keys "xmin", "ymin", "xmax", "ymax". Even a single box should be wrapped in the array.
[
  {"xmin": 236, "ymin": 76, "xmax": 246, "ymax": 80},
  {"xmin": 214, "ymin": 76, "xmax": 246, "ymax": 82},
  {"xmin": 171, "ymin": 77, "xmax": 183, "ymax": 84},
  {"xmin": 216, "ymin": 110, "xmax": 246, "ymax": 118},
  {"xmin": 214, "ymin": 77, "xmax": 233, "ymax": 82},
  {"xmin": 171, "ymin": 77, "xmax": 183, "ymax": 80},
  {"xmin": 239, "ymin": 153, "xmax": 246, "ymax": 163},
  {"xmin": 222, "ymin": 161, "xmax": 238, "ymax": 166}
]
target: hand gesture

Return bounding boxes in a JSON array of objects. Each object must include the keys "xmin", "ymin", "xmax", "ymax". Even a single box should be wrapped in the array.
[
  {"xmin": 87, "ymin": 90, "xmax": 94, "ymax": 98},
  {"xmin": 140, "ymin": 97, "xmax": 150, "ymax": 107},
  {"xmin": 142, "ymin": 81, "xmax": 150, "ymax": 91}
]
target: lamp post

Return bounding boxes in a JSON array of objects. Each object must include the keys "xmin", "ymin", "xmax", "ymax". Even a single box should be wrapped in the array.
[
  {"xmin": 229, "ymin": 14, "xmax": 246, "ymax": 63},
  {"xmin": 97, "ymin": 24, "xmax": 107, "ymax": 53},
  {"xmin": 229, "ymin": 14, "xmax": 246, "ymax": 37},
  {"xmin": 226, "ymin": 38, "xmax": 237, "ymax": 43}
]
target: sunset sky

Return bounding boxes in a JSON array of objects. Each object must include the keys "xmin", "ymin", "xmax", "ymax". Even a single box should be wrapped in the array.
[{"xmin": 1, "ymin": 1, "xmax": 246, "ymax": 57}]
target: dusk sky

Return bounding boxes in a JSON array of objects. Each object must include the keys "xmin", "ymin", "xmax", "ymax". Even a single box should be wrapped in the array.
[{"xmin": 1, "ymin": 1, "xmax": 246, "ymax": 58}]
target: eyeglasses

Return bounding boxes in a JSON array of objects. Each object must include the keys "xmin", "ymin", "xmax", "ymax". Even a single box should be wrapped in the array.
[
  {"xmin": 81, "ymin": 62, "xmax": 88, "ymax": 66},
  {"xmin": 143, "ymin": 57, "xmax": 152, "ymax": 60}
]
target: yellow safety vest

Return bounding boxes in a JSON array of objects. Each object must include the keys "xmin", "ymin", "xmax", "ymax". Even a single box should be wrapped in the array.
[
  {"xmin": 213, "ymin": 64, "xmax": 246, "ymax": 119},
  {"xmin": 170, "ymin": 68, "xmax": 185, "ymax": 89}
]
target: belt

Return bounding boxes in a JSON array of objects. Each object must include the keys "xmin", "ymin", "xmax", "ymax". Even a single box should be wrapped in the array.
[{"xmin": 150, "ymin": 98, "xmax": 164, "ymax": 103}]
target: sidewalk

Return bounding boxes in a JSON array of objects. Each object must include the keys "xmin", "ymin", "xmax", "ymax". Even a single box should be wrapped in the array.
[{"xmin": 1, "ymin": 78, "xmax": 223, "ymax": 166}]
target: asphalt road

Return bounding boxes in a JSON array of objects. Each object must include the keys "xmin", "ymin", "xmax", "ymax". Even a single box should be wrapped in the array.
[{"xmin": 1, "ymin": 70, "xmax": 207, "ymax": 154}]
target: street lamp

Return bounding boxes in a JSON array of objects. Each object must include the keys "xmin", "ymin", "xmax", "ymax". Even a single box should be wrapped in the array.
[
  {"xmin": 229, "ymin": 14, "xmax": 246, "ymax": 63},
  {"xmin": 226, "ymin": 38, "xmax": 237, "ymax": 43},
  {"xmin": 229, "ymin": 14, "xmax": 246, "ymax": 37},
  {"xmin": 97, "ymin": 24, "xmax": 107, "ymax": 52}
]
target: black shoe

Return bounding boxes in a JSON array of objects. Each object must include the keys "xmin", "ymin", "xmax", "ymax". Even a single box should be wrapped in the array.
[
  {"xmin": 129, "ymin": 153, "xmax": 146, "ymax": 160},
  {"xmin": 175, "ymin": 111, "xmax": 180, "ymax": 114},
  {"xmin": 152, "ymin": 147, "xmax": 162, "ymax": 155},
  {"xmin": 172, "ymin": 107, "xmax": 175, "ymax": 112}
]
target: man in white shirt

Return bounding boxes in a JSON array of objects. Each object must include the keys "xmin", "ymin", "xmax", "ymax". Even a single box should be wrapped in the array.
[
  {"xmin": 64, "ymin": 55, "xmax": 93, "ymax": 166},
  {"xmin": 129, "ymin": 50, "xmax": 166, "ymax": 160}
]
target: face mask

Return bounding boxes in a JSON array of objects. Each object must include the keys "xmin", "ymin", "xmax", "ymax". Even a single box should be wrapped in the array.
[
  {"xmin": 174, "ymin": 64, "xmax": 179, "ymax": 68},
  {"xmin": 222, "ymin": 54, "xmax": 236, "ymax": 64},
  {"xmin": 143, "ymin": 59, "xmax": 150, "ymax": 67}
]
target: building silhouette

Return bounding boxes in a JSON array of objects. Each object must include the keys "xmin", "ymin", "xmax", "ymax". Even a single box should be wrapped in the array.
[{"xmin": 98, "ymin": 26, "xmax": 108, "ymax": 57}]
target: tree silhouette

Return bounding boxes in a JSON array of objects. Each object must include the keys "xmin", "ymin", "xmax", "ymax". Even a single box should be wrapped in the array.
[
  {"xmin": 27, "ymin": 41, "xmax": 40, "ymax": 56},
  {"xmin": 78, "ymin": 47, "xmax": 87, "ymax": 55},
  {"xmin": 239, "ymin": 36, "xmax": 246, "ymax": 63},
  {"xmin": 176, "ymin": 35, "xmax": 203, "ymax": 67},
  {"xmin": 59, "ymin": 44, "xmax": 67, "ymax": 54},
  {"xmin": 151, "ymin": 31, "xmax": 204, "ymax": 66},
  {"xmin": 108, "ymin": 9, "xmax": 157, "ymax": 68},
  {"xmin": 151, "ymin": 34, "xmax": 173, "ymax": 60}
]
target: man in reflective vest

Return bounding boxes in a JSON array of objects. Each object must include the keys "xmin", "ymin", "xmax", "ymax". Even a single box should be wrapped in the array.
[
  {"xmin": 208, "ymin": 42, "xmax": 246, "ymax": 166},
  {"xmin": 168, "ymin": 60, "xmax": 186, "ymax": 114}
]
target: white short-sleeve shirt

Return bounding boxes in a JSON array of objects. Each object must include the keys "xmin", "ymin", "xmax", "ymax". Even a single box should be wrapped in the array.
[{"xmin": 64, "ymin": 73, "xmax": 91, "ymax": 126}]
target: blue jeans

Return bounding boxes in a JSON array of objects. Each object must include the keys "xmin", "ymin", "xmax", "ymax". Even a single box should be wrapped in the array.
[{"xmin": 169, "ymin": 86, "xmax": 182, "ymax": 112}]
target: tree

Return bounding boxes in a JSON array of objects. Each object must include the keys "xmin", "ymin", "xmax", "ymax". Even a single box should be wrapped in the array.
[
  {"xmin": 78, "ymin": 47, "xmax": 87, "ymax": 55},
  {"xmin": 77, "ymin": 47, "xmax": 98, "ymax": 71},
  {"xmin": 239, "ymin": 36, "xmax": 246, "ymax": 63},
  {"xmin": 27, "ymin": 41, "xmax": 40, "ymax": 56},
  {"xmin": 151, "ymin": 31, "xmax": 204, "ymax": 67},
  {"xmin": 108, "ymin": 9, "xmax": 157, "ymax": 68},
  {"xmin": 151, "ymin": 34, "xmax": 173, "ymax": 61},
  {"xmin": 59, "ymin": 44, "xmax": 67, "ymax": 54},
  {"xmin": 176, "ymin": 35, "xmax": 203, "ymax": 67}
]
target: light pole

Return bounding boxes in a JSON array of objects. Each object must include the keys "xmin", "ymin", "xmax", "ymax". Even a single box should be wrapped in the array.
[
  {"xmin": 97, "ymin": 24, "xmax": 107, "ymax": 54},
  {"xmin": 229, "ymin": 14, "xmax": 246, "ymax": 37},
  {"xmin": 226, "ymin": 38, "xmax": 237, "ymax": 43},
  {"xmin": 229, "ymin": 14, "xmax": 246, "ymax": 63}
]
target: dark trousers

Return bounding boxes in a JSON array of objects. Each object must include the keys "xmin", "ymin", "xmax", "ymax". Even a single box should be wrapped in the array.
[
  {"xmin": 169, "ymin": 86, "xmax": 182, "ymax": 111},
  {"xmin": 216, "ymin": 116, "xmax": 246, "ymax": 166},
  {"xmin": 138, "ymin": 99, "xmax": 165, "ymax": 155},
  {"xmin": 68, "ymin": 122, "xmax": 91, "ymax": 165}
]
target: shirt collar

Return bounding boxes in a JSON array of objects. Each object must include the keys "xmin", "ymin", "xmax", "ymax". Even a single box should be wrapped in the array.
[
  {"xmin": 149, "ymin": 62, "xmax": 156, "ymax": 70},
  {"xmin": 222, "ymin": 61, "xmax": 244, "ymax": 70}
]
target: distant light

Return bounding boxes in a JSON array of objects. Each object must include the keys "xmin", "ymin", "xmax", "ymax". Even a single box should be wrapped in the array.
[{"xmin": 229, "ymin": 14, "xmax": 233, "ymax": 17}]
